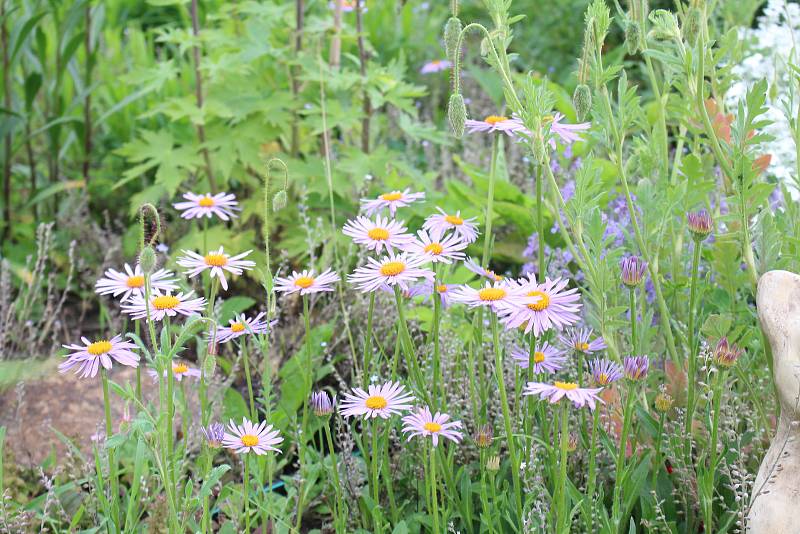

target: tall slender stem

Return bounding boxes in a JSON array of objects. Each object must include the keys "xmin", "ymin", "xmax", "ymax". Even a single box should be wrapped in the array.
[
  {"xmin": 536, "ymin": 162, "xmax": 544, "ymax": 278},
  {"xmin": 371, "ymin": 421, "xmax": 381, "ymax": 529},
  {"xmin": 556, "ymin": 400, "xmax": 570, "ymax": 533},
  {"xmin": 481, "ymin": 134, "xmax": 500, "ymax": 265},
  {"xmin": 629, "ymin": 287, "xmax": 637, "ymax": 353},
  {"xmin": 243, "ymin": 456, "xmax": 250, "ymax": 534},
  {"xmin": 323, "ymin": 420, "xmax": 344, "ymax": 529},
  {"xmin": 295, "ymin": 295, "xmax": 312, "ymax": 531},
  {"xmin": 363, "ymin": 292, "xmax": 375, "ymax": 387},
  {"xmin": 432, "ymin": 268, "xmax": 442, "ymax": 406},
  {"xmin": 241, "ymin": 339, "xmax": 256, "ymax": 420},
  {"xmin": 101, "ymin": 369, "xmax": 120, "ymax": 534},
  {"xmin": 684, "ymin": 240, "xmax": 702, "ymax": 466},
  {"xmin": 429, "ymin": 444, "xmax": 440, "ymax": 534},
  {"xmin": 189, "ymin": 0, "xmax": 216, "ymax": 192}
]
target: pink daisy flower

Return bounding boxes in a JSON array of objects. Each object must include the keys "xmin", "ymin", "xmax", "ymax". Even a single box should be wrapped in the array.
[
  {"xmin": 559, "ymin": 327, "xmax": 606, "ymax": 355},
  {"xmin": 401, "ymin": 406, "xmax": 463, "ymax": 447},
  {"xmin": 510, "ymin": 342, "xmax": 566, "ymax": 374},
  {"xmin": 173, "ymin": 192, "xmax": 240, "ymax": 221},
  {"xmin": 121, "ymin": 290, "xmax": 206, "ymax": 322},
  {"xmin": 403, "ymin": 230, "xmax": 467, "ymax": 264},
  {"xmin": 59, "ymin": 335, "xmax": 139, "ymax": 379},
  {"xmin": 465, "ymin": 115, "xmax": 528, "ymax": 137},
  {"xmin": 176, "ymin": 247, "xmax": 255, "ymax": 291},
  {"xmin": 214, "ymin": 312, "xmax": 273, "ymax": 344},
  {"xmin": 273, "ymin": 268, "xmax": 339, "ymax": 295},
  {"xmin": 497, "ymin": 274, "xmax": 582, "ymax": 336},
  {"xmin": 546, "ymin": 113, "xmax": 590, "ymax": 148},
  {"xmin": 347, "ymin": 252, "xmax": 435, "ymax": 293},
  {"xmin": 422, "ymin": 207, "xmax": 479, "ymax": 243},
  {"xmin": 523, "ymin": 381, "xmax": 604, "ymax": 410},
  {"xmin": 95, "ymin": 263, "xmax": 178, "ymax": 302},
  {"xmin": 450, "ymin": 281, "xmax": 530, "ymax": 313},
  {"xmin": 464, "ymin": 257, "xmax": 505, "ymax": 282},
  {"xmin": 342, "ymin": 215, "xmax": 415, "ymax": 253},
  {"xmin": 339, "ymin": 381, "xmax": 415, "ymax": 419},
  {"xmin": 420, "ymin": 59, "xmax": 452, "ymax": 74},
  {"xmin": 148, "ymin": 362, "xmax": 202, "ymax": 382},
  {"xmin": 379, "ymin": 282, "xmax": 429, "ymax": 299},
  {"xmin": 419, "ymin": 281, "xmax": 456, "ymax": 308},
  {"xmin": 222, "ymin": 418, "xmax": 283, "ymax": 455},
  {"xmin": 360, "ymin": 188, "xmax": 425, "ymax": 216}
]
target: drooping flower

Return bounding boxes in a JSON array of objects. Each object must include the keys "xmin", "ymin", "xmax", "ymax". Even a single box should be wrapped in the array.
[
  {"xmin": 59, "ymin": 335, "xmax": 139, "ymax": 378},
  {"xmin": 510, "ymin": 342, "xmax": 566, "ymax": 374},
  {"xmin": 173, "ymin": 192, "xmax": 240, "ymax": 220},
  {"xmin": 311, "ymin": 391, "xmax": 336, "ymax": 416},
  {"xmin": 360, "ymin": 189, "xmax": 425, "ymax": 216},
  {"xmin": 623, "ymin": 355, "xmax": 650, "ymax": 380},
  {"xmin": 222, "ymin": 418, "xmax": 283, "ymax": 455},
  {"xmin": 214, "ymin": 313, "xmax": 272, "ymax": 344},
  {"xmin": 342, "ymin": 215, "xmax": 415, "ymax": 253},
  {"xmin": 545, "ymin": 112, "xmax": 591, "ymax": 148},
  {"xmin": 588, "ymin": 358, "xmax": 623, "ymax": 386},
  {"xmin": 559, "ymin": 327, "xmax": 607, "ymax": 355},
  {"xmin": 420, "ymin": 59, "xmax": 452, "ymax": 74},
  {"xmin": 620, "ymin": 256, "xmax": 648, "ymax": 287},
  {"xmin": 274, "ymin": 268, "xmax": 339, "ymax": 295},
  {"xmin": 464, "ymin": 257, "xmax": 504, "ymax": 282},
  {"xmin": 523, "ymin": 381, "xmax": 604, "ymax": 410},
  {"xmin": 148, "ymin": 362, "xmax": 202, "ymax": 382},
  {"xmin": 687, "ymin": 210, "xmax": 713, "ymax": 240},
  {"xmin": 423, "ymin": 207, "xmax": 479, "ymax": 243},
  {"xmin": 465, "ymin": 115, "xmax": 527, "ymax": 137},
  {"xmin": 347, "ymin": 252, "xmax": 435, "ymax": 293},
  {"xmin": 121, "ymin": 290, "xmax": 206, "ymax": 322},
  {"xmin": 403, "ymin": 229, "xmax": 467, "ymax": 264},
  {"xmin": 450, "ymin": 281, "xmax": 530, "ymax": 313},
  {"xmin": 339, "ymin": 381, "xmax": 415, "ymax": 419},
  {"xmin": 177, "ymin": 247, "xmax": 255, "ymax": 291},
  {"xmin": 401, "ymin": 406, "xmax": 463, "ymax": 447},
  {"xmin": 497, "ymin": 274, "xmax": 582, "ymax": 336},
  {"xmin": 95, "ymin": 263, "xmax": 178, "ymax": 302},
  {"xmin": 713, "ymin": 337, "xmax": 743, "ymax": 367},
  {"xmin": 202, "ymin": 422, "xmax": 225, "ymax": 448}
]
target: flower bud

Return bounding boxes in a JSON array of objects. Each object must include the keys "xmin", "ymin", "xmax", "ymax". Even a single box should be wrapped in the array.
[
  {"xmin": 203, "ymin": 353, "xmax": 217, "ymax": 381},
  {"xmin": 573, "ymin": 84, "xmax": 592, "ymax": 122},
  {"xmin": 475, "ymin": 423, "xmax": 494, "ymax": 449},
  {"xmin": 683, "ymin": 7, "xmax": 701, "ymax": 45},
  {"xmin": 620, "ymin": 255, "xmax": 647, "ymax": 287},
  {"xmin": 625, "ymin": 21, "xmax": 641, "ymax": 54},
  {"xmin": 713, "ymin": 337, "xmax": 743, "ymax": 367},
  {"xmin": 486, "ymin": 455, "xmax": 501, "ymax": 472},
  {"xmin": 687, "ymin": 210, "xmax": 713, "ymax": 241},
  {"xmin": 272, "ymin": 189, "xmax": 287, "ymax": 212},
  {"xmin": 444, "ymin": 17, "xmax": 462, "ymax": 62},
  {"xmin": 138, "ymin": 245, "xmax": 157, "ymax": 274},
  {"xmin": 448, "ymin": 93, "xmax": 467, "ymax": 138},
  {"xmin": 310, "ymin": 390, "xmax": 335, "ymax": 417}
]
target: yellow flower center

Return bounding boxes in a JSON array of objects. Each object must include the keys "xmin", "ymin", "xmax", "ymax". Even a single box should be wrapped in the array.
[
  {"xmin": 444, "ymin": 214, "xmax": 463, "ymax": 225},
  {"xmin": 87, "ymin": 340, "xmax": 112, "ymax": 356},
  {"xmin": 491, "ymin": 272, "xmax": 503, "ymax": 281},
  {"xmin": 365, "ymin": 396, "xmax": 388, "ymax": 410},
  {"xmin": 380, "ymin": 261, "xmax": 406, "ymax": 276},
  {"xmin": 555, "ymin": 381, "xmax": 578, "ymax": 391},
  {"xmin": 198, "ymin": 196, "xmax": 215, "ymax": 208},
  {"xmin": 484, "ymin": 115, "xmax": 508, "ymax": 125},
  {"xmin": 527, "ymin": 290, "xmax": 550, "ymax": 311},
  {"xmin": 367, "ymin": 227, "xmax": 390, "ymax": 241},
  {"xmin": 437, "ymin": 284, "xmax": 448, "ymax": 293},
  {"xmin": 424, "ymin": 243, "xmax": 444, "ymax": 255},
  {"xmin": 231, "ymin": 322, "xmax": 246, "ymax": 333},
  {"xmin": 204, "ymin": 254, "xmax": 228, "ymax": 267},
  {"xmin": 534, "ymin": 351, "xmax": 546, "ymax": 363},
  {"xmin": 241, "ymin": 434, "xmax": 259, "ymax": 447},
  {"xmin": 126, "ymin": 275, "xmax": 145, "ymax": 288},
  {"xmin": 173, "ymin": 363, "xmax": 189, "ymax": 374},
  {"xmin": 596, "ymin": 373, "xmax": 610, "ymax": 385},
  {"xmin": 424, "ymin": 422, "xmax": 443, "ymax": 433},
  {"xmin": 153, "ymin": 295, "xmax": 180, "ymax": 310},
  {"xmin": 380, "ymin": 192, "xmax": 403, "ymax": 201},
  {"xmin": 294, "ymin": 276, "xmax": 315, "ymax": 288},
  {"xmin": 576, "ymin": 342, "xmax": 590, "ymax": 351},
  {"xmin": 478, "ymin": 287, "xmax": 506, "ymax": 301}
]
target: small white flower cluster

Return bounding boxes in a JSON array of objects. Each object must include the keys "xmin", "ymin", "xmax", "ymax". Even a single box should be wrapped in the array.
[{"xmin": 727, "ymin": 0, "xmax": 800, "ymax": 197}]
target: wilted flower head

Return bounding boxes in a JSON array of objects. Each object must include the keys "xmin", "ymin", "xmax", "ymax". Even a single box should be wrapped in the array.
[
  {"xmin": 311, "ymin": 390, "xmax": 335, "ymax": 416},
  {"xmin": 202, "ymin": 423, "xmax": 225, "ymax": 448},
  {"xmin": 654, "ymin": 389, "xmax": 674, "ymax": 413},
  {"xmin": 620, "ymin": 256, "xmax": 647, "ymax": 287},
  {"xmin": 713, "ymin": 337, "xmax": 743, "ymax": 367},
  {"xmin": 623, "ymin": 355, "xmax": 650, "ymax": 380},
  {"xmin": 567, "ymin": 433, "xmax": 579, "ymax": 453},
  {"xmin": 687, "ymin": 210, "xmax": 713, "ymax": 240},
  {"xmin": 475, "ymin": 423, "xmax": 494, "ymax": 449},
  {"xmin": 486, "ymin": 455, "xmax": 501, "ymax": 472}
]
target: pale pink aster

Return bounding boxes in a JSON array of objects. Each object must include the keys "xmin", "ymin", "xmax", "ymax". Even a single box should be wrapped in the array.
[
  {"xmin": 510, "ymin": 342, "xmax": 566, "ymax": 374},
  {"xmin": 59, "ymin": 335, "xmax": 139, "ymax": 379},
  {"xmin": 559, "ymin": 327, "xmax": 606, "ymax": 355},
  {"xmin": 523, "ymin": 381, "xmax": 604, "ymax": 410},
  {"xmin": 95, "ymin": 263, "xmax": 178, "ymax": 302},
  {"xmin": 329, "ymin": 0, "xmax": 362, "ymax": 12},
  {"xmin": 273, "ymin": 268, "xmax": 338, "ymax": 295},
  {"xmin": 360, "ymin": 189, "xmax": 425, "ymax": 216},
  {"xmin": 121, "ymin": 290, "xmax": 206, "ymax": 322},
  {"xmin": 465, "ymin": 115, "xmax": 527, "ymax": 137},
  {"xmin": 588, "ymin": 358, "xmax": 623, "ymax": 386},
  {"xmin": 422, "ymin": 207, "xmax": 479, "ymax": 243},
  {"xmin": 342, "ymin": 215, "xmax": 415, "ymax": 253},
  {"xmin": 401, "ymin": 406, "xmax": 463, "ymax": 447},
  {"xmin": 339, "ymin": 381, "xmax": 415, "ymax": 419},
  {"xmin": 450, "ymin": 281, "xmax": 530, "ymax": 313},
  {"xmin": 403, "ymin": 229, "xmax": 467, "ymax": 264},
  {"xmin": 148, "ymin": 362, "xmax": 202, "ymax": 382},
  {"xmin": 173, "ymin": 192, "xmax": 240, "ymax": 220},
  {"xmin": 214, "ymin": 312, "xmax": 273, "ymax": 344},
  {"xmin": 419, "ymin": 281, "xmax": 456, "ymax": 308},
  {"xmin": 176, "ymin": 247, "xmax": 255, "ymax": 291},
  {"xmin": 379, "ymin": 282, "xmax": 429, "ymax": 299},
  {"xmin": 623, "ymin": 355, "xmax": 649, "ymax": 380},
  {"xmin": 420, "ymin": 59, "xmax": 452, "ymax": 74},
  {"xmin": 222, "ymin": 418, "xmax": 283, "ymax": 455},
  {"xmin": 347, "ymin": 252, "xmax": 435, "ymax": 293},
  {"xmin": 497, "ymin": 274, "xmax": 582, "ymax": 336},
  {"xmin": 464, "ymin": 257, "xmax": 505, "ymax": 282},
  {"xmin": 546, "ymin": 112, "xmax": 590, "ymax": 148}
]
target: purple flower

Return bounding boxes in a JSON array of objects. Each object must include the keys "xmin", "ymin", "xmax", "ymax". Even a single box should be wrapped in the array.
[
  {"xmin": 620, "ymin": 256, "xmax": 647, "ymax": 287},
  {"xmin": 623, "ymin": 355, "xmax": 649, "ymax": 381},
  {"xmin": 588, "ymin": 358, "xmax": 623, "ymax": 385},
  {"xmin": 687, "ymin": 210, "xmax": 713, "ymax": 240},
  {"xmin": 202, "ymin": 423, "xmax": 225, "ymax": 448}
]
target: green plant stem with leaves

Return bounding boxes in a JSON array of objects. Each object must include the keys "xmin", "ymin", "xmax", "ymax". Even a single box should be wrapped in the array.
[
  {"xmin": 100, "ymin": 369, "xmax": 121, "ymax": 534},
  {"xmin": 612, "ymin": 381, "xmax": 635, "ymax": 526},
  {"xmin": 684, "ymin": 239, "xmax": 702, "ymax": 467},
  {"xmin": 295, "ymin": 295, "xmax": 313, "ymax": 532},
  {"xmin": 428, "ymin": 443, "xmax": 440, "ymax": 534},
  {"xmin": 556, "ymin": 400, "xmax": 570, "ymax": 533}
]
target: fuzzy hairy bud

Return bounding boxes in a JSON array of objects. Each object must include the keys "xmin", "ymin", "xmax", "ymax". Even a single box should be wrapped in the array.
[
  {"xmin": 139, "ymin": 245, "xmax": 157, "ymax": 274},
  {"xmin": 448, "ymin": 93, "xmax": 467, "ymax": 137},
  {"xmin": 573, "ymin": 84, "xmax": 592, "ymax": 122},
  {"xmin": 444, "ymin": 17, "xmax": 462, "ymax": 62},
  {"xmin": 683, "ymin": 7, "xmax": 701, "ymax": 45},
  {"xmin": 625, "ymin": 21, "xmax": 641, "ymax": 54},
  {"xmin": 272, "ymin": 189, "xmax": 287, "ymax": 212}
]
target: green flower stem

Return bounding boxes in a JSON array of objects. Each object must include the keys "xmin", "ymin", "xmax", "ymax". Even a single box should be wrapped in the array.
[
  {"xmin": 201, "ymin": 450, "xmax": 212, "ymax": 534},
  {"xmin": 490, "ymin": 313, "xmax": 522, "ymax": 518},
  {"xmin": 241, "ymin": 338, "xmax": 256, "ymax": 420},
  {"xmin": 432, "ymin": 267, "xmax": 442, "ymax": 406},
  {"xmin": 322, "ymin": 420, "xmax": 344, "ymax": 530},
  {"xmin": 429, "ymin": 443, "xmax": 440, "ymax": 534},
  {"xmin": 481, "ymin": 133, "xmax": 500, "ymax": 266},
  {"xmin": 651, "ymin": 410, "xmax": 666, "ymax": 497},
  {"xmin": 363, "ymin": 291, "xmax": 375, "ymax": 387},
  {"xmin": 629, "ymin": 287, "xmax": 637, "ymax": 353},
  {"xmin": 684, "ymin": 240, "xmax": 702, "ymax": 467},
  {"xmin": 243, "ymin": 456, "xmax": 251, "ymax": 534},
  {"xmin": 134, "ymin": 320, "xmax": 142, "ymax": 402},
  {"xmin": 525, "ymin": 330, "xmax": 537, "ymax": 457},
  {"xmin": 535, "ymin": 162, "xmax": 544, "ymax": 280},
  {"xmin": 584, "ymin": 407, "xmax": 600, "ymax": 532},
  {"xmin": 101, "ymin": 369, "xmax": 121, "ymax": 534},
  {"xmin": 371, "ymin": 421, "xmax": 381, "ymax": 530},
  {"xmin": 556, "ymin": 400, "xmax": 570, "ymax": 534},
  {"xmin": 613, "ymin": 382, "xmax": 635, "ymax": 524},
  {"xmin": 295, "ymin": 295, "xmax": 313, "ymax": 532},
  {"xmin": 393, "ymin": 287, "xmax": 428, "ymax": 403},
  {"xmin": 709, "ymin": 369, "xmax": 727, "ymax": 481}
]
